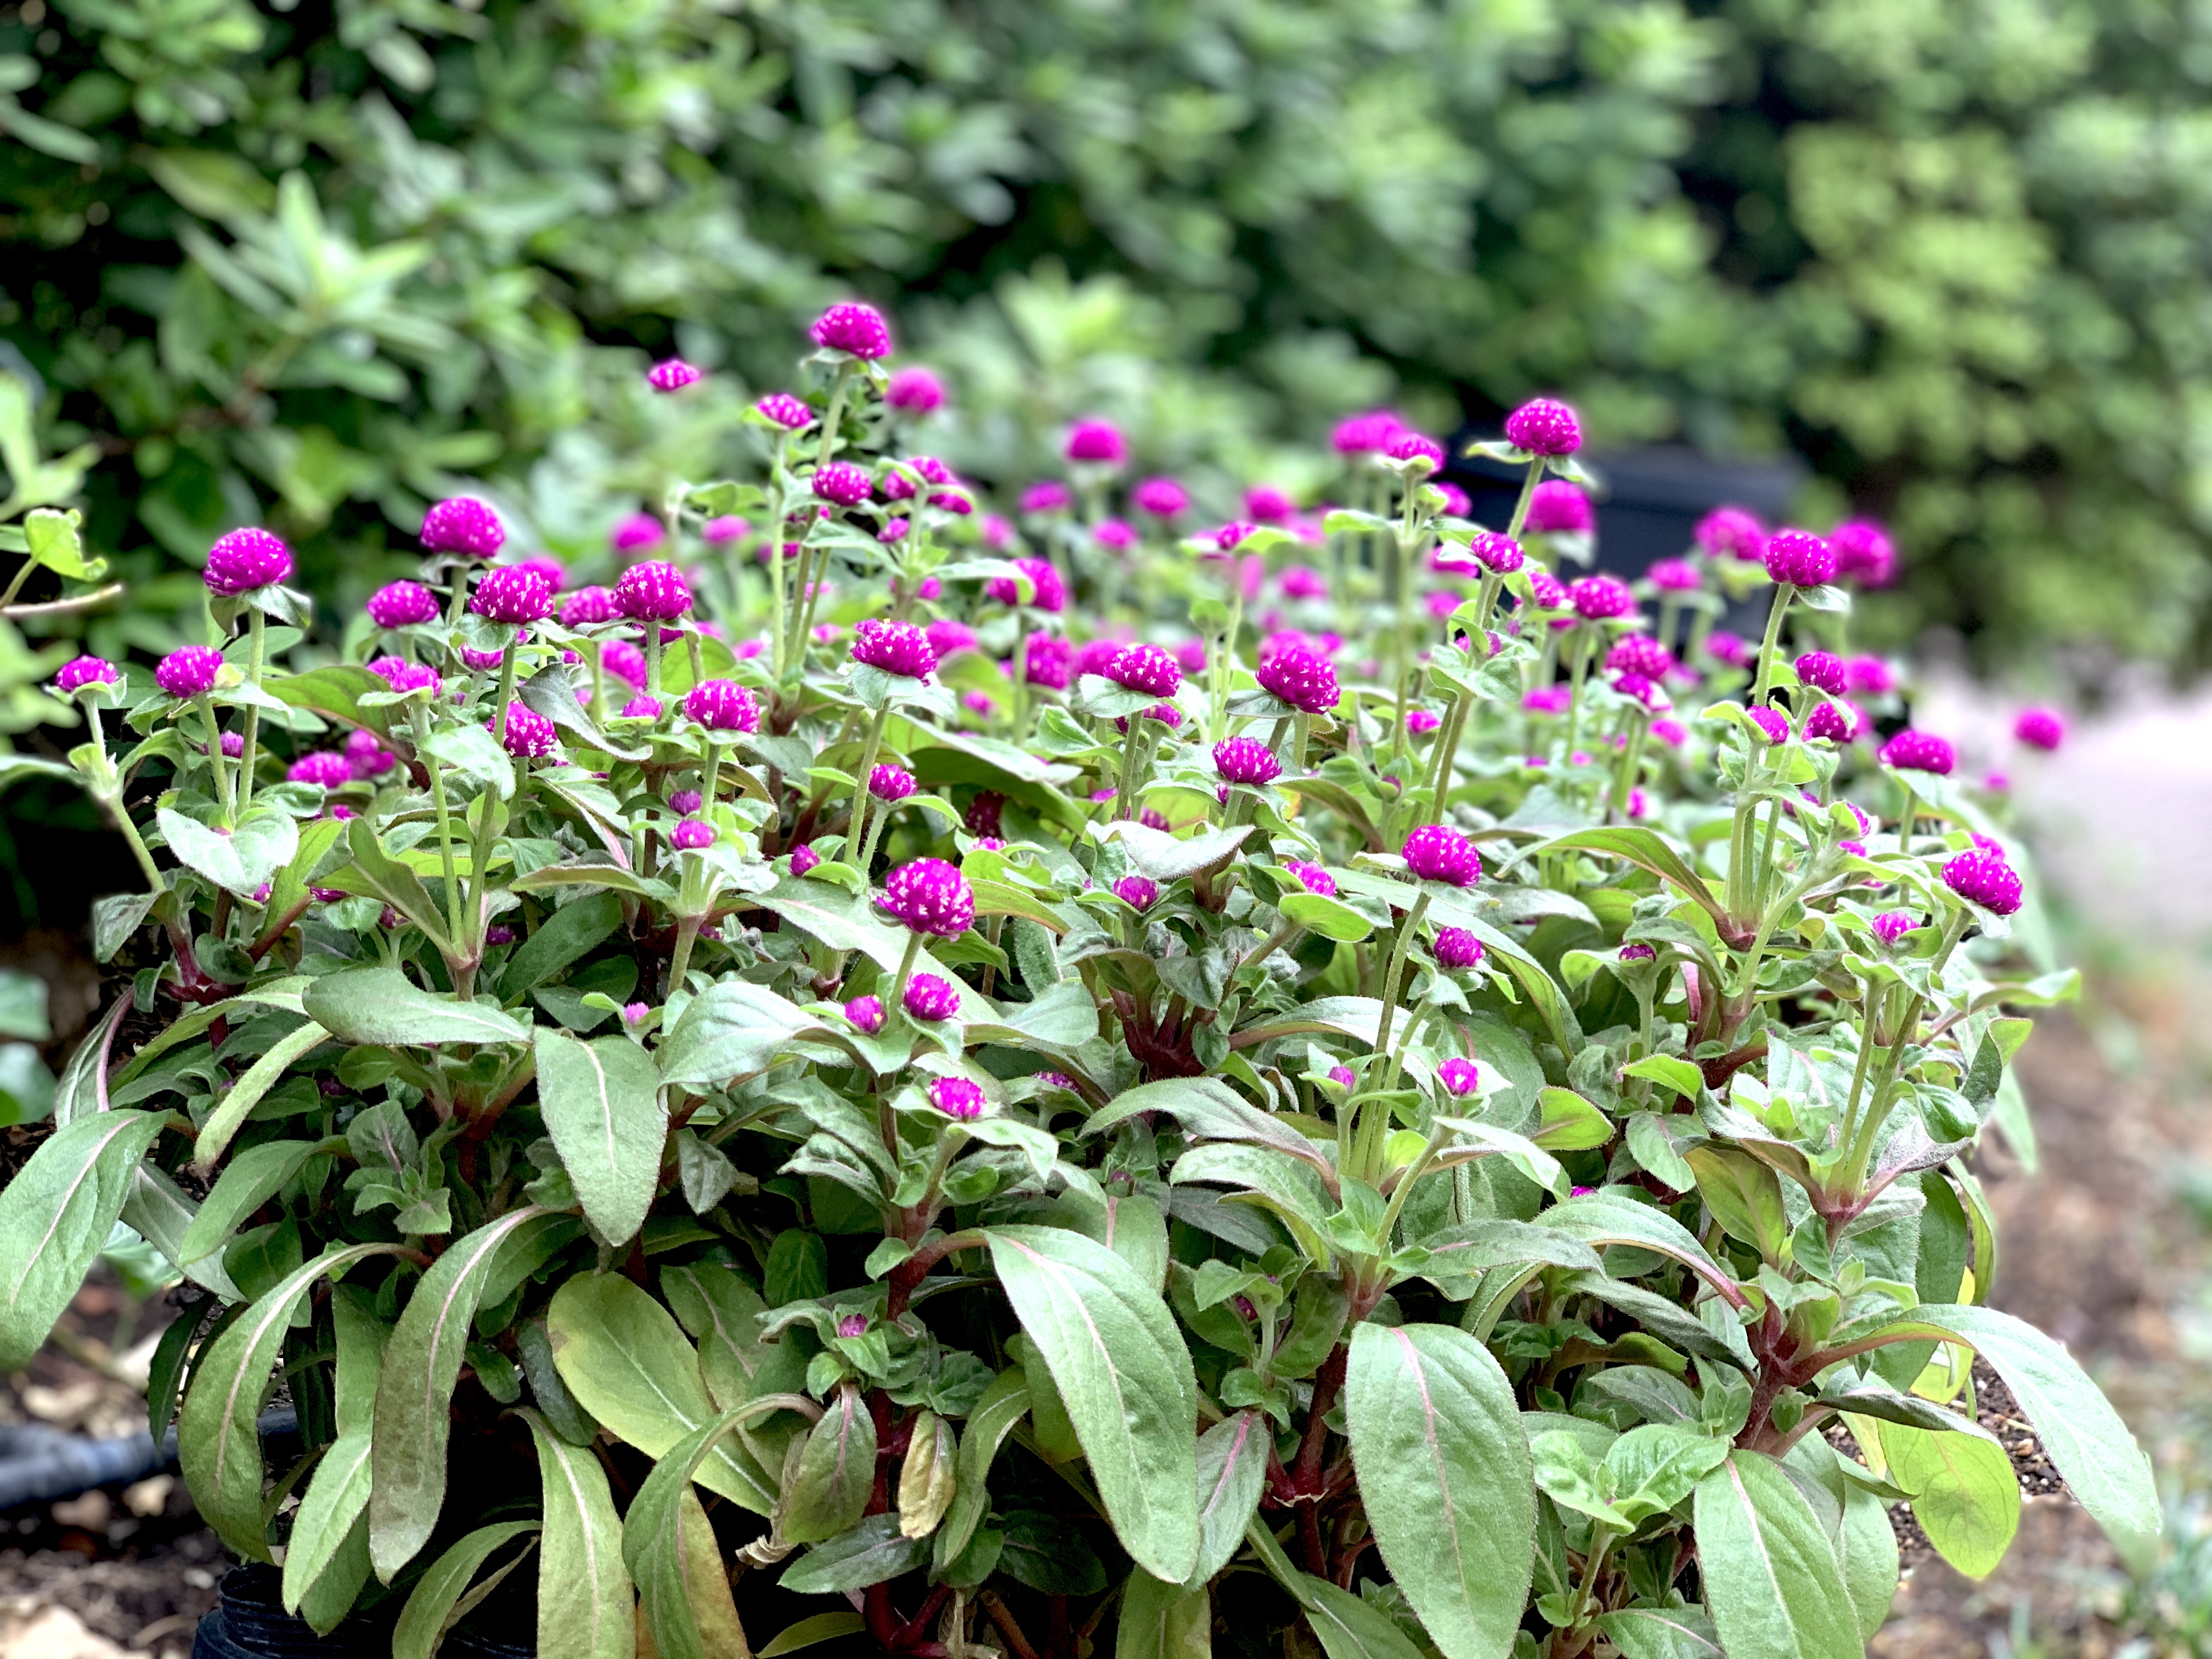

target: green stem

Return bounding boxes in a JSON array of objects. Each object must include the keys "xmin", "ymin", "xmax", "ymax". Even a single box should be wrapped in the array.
[
  {"xmin": 110, "ymin": 798, "xmax": 168, "ymax": 895},
  {"xmin": 1609, "ymin": 709, "xmax": 1649, "ymax": 820},
  {"xmin": 1424, "ymin": 687, "xmax": 1472, "ymax": 828},
  {"xmin": 1210, "ymin": 577, "xmax": 1244, "ymax": 745},
  {"xmin": 490, "ymin": 631, "xmax": 521, "ymax": 743},
  {"xmin": 847, "ymin": 707, "xmax": 891, "ymax": 864},
  {"xmin": 645, "ymin": 625, "xmax": 664, "ymax": 698},
  {"xmin": 1114, "ymin": 712, "xmax": 1147, "ymax": 820},
  {"xmin": 887, "ymin": 928, "xmax": 926, "ymax": 1013},
  {"xmin": 416, "ymin": 701, "xmax": 467, "ymax": 961},
  {"xmin": 1750, "ymin": 583, "xmax": 1793, "ymax": 708},
  {"xmin": 1503, "ymin": 456, "xmax": 1548, "ymax": 544},
  {"xmin": 195, "ymin": 695, "xmax": 234, "ymax": 826},
  {"xmin": 1368, "ymin": 891, "xmax": 1431, "ymax": 1088},
  {"xmin": 667, "ymin": 915, "xmax": 702, "ymax": 997},
  {"xmin": 236, "ymin": 610, "xmax": 266, "ymax": 815}
]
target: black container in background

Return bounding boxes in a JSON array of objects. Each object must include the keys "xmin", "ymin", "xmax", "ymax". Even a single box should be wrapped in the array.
[{"xmin": 190, "ymin": 1566, "xmax": 390, "ymax": 1659}]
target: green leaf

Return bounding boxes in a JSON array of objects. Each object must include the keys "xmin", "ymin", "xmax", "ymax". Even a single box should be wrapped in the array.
[
  {"xmin": 328, "ymin": 817, "xmax": 451, "ymax": 950},
  {"xmin": 519, "ymin": 663, "xmax": 650, "ymax": 762},
  {"xmin": 1193, "ymin": 1410, "xmax": 1269, "ymax": 1584},
  {"xmin": 1116, "ymin": 1571, "xmax": 1211, "ymax": 1659},
  {"xmin": 304, "ymin": 967, "xmax": 532, "ymax": 1047},
  {"xmin": 0, "ymin": 1110, "xmax": 171, "ymax": 1370},
  {"xmin": 180, "ymin": 1243, "xmax": 397, "ymax": 1560},
  {"xmin": 1692, "ymin": 1452, "xmax": 1863, "ymax": 1659},
  {"xmin": 780, "ymin": 1514, "xmax": 928, "ymax": 1595},
  {"xmin": 1862, "ymin": 1302, "xmax": 2157, "ymax": 1562},
  {"xmin": 783, "ymin": 1384, "xmax": 877, "ymax": 1543},
  {"xmin": 157, "ymin": 805, "xmax": 298, "ymax": 897},
  {"xmin": 369, "ymin": 1207, "xmax": 549, "ymax": 1579},
  {"xmin": 1530, "ymin": 827, "xmax": 1726, "ymax": 924},
  {"xmin": 546, "ymin": 1274, "xmax": 774, "ymax": 1511},
  {"xmin": 1277, "ymin": 890, "xmax": 1376, "ymax": 943},
  {"xmin": 282, "ymin": 1430, "xmax": 374, "ymax": 1617},
  {"xmin": 935, "ymin": 1368, "xmax": 1029, "ymax": 1571},
  {"xmin": 1085, "ymin": 1077, "xmax": 1335, "ymax": 1188},
  {"xmin": 1532, "ymin": 1086, "xmax": 1612, "ymax": 1152},
  {"xmin": 1104, "ymin": 821, "xmax": 1252, "ymax": 882},
  {"xmin": 759, "ymin": 1613, "xmax": 867, "ymax": 1657},
  {"xmin": 1588, "ymin": 1607, "xmax": 1722, "ymax": 1657},
  {"xmin": 193, "ymin": 1019, "xmax": 330, "ymax": 1170},
  {"xmin": 533, "ymin": 1028, "xmax": 665, "ymax": 1248},
  {"xmin": 661, "ymin": 1261, "xmax": 768, "ymax": 1408},
  {"xmin": 983, "ymin": 1226, "xmax": 1200, "ymax": 1583},
  {"xmin": 391, "ymin": 1521, "xmax": 539, "ymax": 1659},
  {"xmin": 498, "ymin": 891, "xmax": 623, "ymax": 1002},
  {"xmin": 25, "ymin": 507, "xmax": 106, "ymax": 579},
  {"xmin": 656, "ymin": 979, "xmax": 825, "ymax": 1088},
  {"xmin": 1685, "ymin": 1146, "xmax": 1788, "ymax": 1261},
  {"xmin": 519, "ymin": 1409, "xmax": 634, "ymax": 1659},
  {"xmin": 179, "ymin": 1137, "xmax": 320, "ymax": 1265},
  {"xmin": 1345, "ymin": 1322, "xmax": 1533, "ymax": 1659},
  {"xmin": 1622, "ymin": 1054, "xmax": 1704, "ymax": 1101},
  {"xmin": 423, "ymin": 721, "xmax": 520, "ymax": 799},
  {"xmin": 1299, "ymin": 1573, "xmax": 1424, "ymax": 1659}
]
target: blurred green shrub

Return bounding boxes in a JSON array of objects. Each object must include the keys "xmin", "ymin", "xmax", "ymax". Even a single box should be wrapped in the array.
[{"xmin": 3, "ymin": 0, "xmax": 2211, "ymax": 679}]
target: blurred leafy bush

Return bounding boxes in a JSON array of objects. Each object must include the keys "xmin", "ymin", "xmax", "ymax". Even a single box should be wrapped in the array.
[{"xmin": 3, "ymin": 0, "xmax": 2212, "ymax": 683}]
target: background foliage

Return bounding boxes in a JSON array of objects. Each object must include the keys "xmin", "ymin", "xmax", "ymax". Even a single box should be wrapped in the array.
[{"xmin": 4, "ymin": 0, "xmax": 2212, "ymax": 677}]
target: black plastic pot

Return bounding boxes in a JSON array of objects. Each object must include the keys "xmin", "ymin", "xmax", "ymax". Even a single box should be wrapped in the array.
[{"xmin": 190, "ymin": 1563, "xmax": 538, "ymax": 1659}]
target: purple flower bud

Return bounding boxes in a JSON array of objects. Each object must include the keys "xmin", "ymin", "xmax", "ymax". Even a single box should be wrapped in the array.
[
  {"xmin": 926, "ymin": 620, "xmax": 978, "ymax": 661},
  {"xmin": 1526, "ymin": 571, "xmax": 1568, "ymax": 612},
  {"xmin": 1093, "ymin": 517, "xmax": 1136, "ymax": 551},
  {"xmin": 852, "ymin": 618, "xmax": 937, "ymax": 679},
  {"xmin": 493, "ymin": 706, "xmax": 558, "ymax": 759},
  {"xmin": 881, "ymin": 857, "xmax": 975, "ymax": 936},
  {"xmin": 670, "ymin": 817, "xmax": 715, "ymax": 850},
  {"xmin": 964, "ymin": 792, "xmax": 1005, "ymax": 839},
  {"xmin": 1647, "ymin": 557, "xmax": 1701, "ymax": 591},
  {"xmin": 1402, "ymin": 824, "xmax": 1481, "ymax": 887},
  {"xmin": 1503, "ymin": 397, "xmax": 1581, "ymax": 456},
  {"xmin": 1793, "ymin": 651, "xmax": 1847, "ymax": 695},
  {"xmin": 926, "ymin": 1074, "xmax": 989, "ymax": 1121},
  {"xmin": 1141, "ymin": 807, "xmax": 1171, "ymax": 831},
  {"xmin": 1705, "ymin": 631, "xmax": 1752, "ymax": 669},
  {"xmin": 1526, "ymin": 480, "xmax": 1594, "ymax": 534},
  {"xmin": 1434, "ymin": 927, "xmax": 1485, "ymax": 970},
  {"xmin": 1280, "ymin": 565, "xmax": 1327, "ymax": 599},
  {"xmin": 204, "ymin": 527, "xmax": 293, "ymax": 595},
  {"xmin": 870, "ymin": 763, "xmax": 917, "ymax": 802},
  {"xmin": 555, "ymin": 586, "xmax": 613, "ymax": 628},
  {"xmin": 420, "ymin": 496, "xmax": 507, "ymax": 558},
  {"xmin": 1567, "ymin": 574, "xmax": 1637, "ymax": 621},
  {"xmin": 612, "ymin": 515, "xmax": 666, "ymax": 556},
  {"xmin": 844, "ymin": 994, "xmax": 885, "ymax": 1034},
  {"xmin": 1133, "ymin": 477, "xmax": 1188, "ymax": 517},
  {"xmin": 623, "ymin": 1001, "xmax": 650, "ymax": 1025},
  {"xmin": 1746, "ymin": 706, "xmax": 1789, "ymax": 746},
  {"xmin": 1213, "ymin": 737, "xmax": 1282, "ymax": 786},
  {"xmin": 1695, "ymin": 506, "xmax": 1764, "ymax": 561},
  {"xmin": 1618, "ymin": 943, "xmax": 1657, "ymax": 962},
  {"xmin": 288, "ymin": 752, "xmax": 351, "ymax": 789},
  {"xmin": 1879, "ymin": 730, "xmax": 1955, "ymax": 775},
  {"xmin": 1763, "ymin": 528, "xmax": 1836, "ymax": 588},
  {"xmin": 619, "ymin": 693, "xmax": 664, "ymax": 720},
  {"xmin": 616, "ymin": 560, "xmax": 692, "ymax": 622},
  {"xmin": 903, "ymin": 973, "xmax": 960, "ymax": 1022},
  {"xmin": 1256, "ymin": 646, "xmax": 1338, "ymax": 714},
  {"xmin": 1213, "ymin": 521, "xmax": 1257, "ymax": 552},
  {"xmin": 836, "ymin": 1313, "xmax": 871, "ymax": 1338},
  {"xmin": 1803, "ymin": 700, "xmax": 1864, "ymax": 743},
  {"xmin": 811, "ymin": 302, "xmax": 893, "ymax": 359},
  {"xmin": 1466, "ymin": 531, "xmax": 1525, "ymax": 575},
  {"xmin": 988, "ymin": 557, "xmax": 1065, "ymax": 613},
  {"xmin": 1943, "ymin": 849, "xmax": 2023, "ymax": 916},
  {"xmin": 1073, "ymin": 640, "xmax": 1123, "ymax": 679},
  {"xmin": 1109, "ymin": 642, "xmax": 1181, "ymax": 697},
  {"xmin": 1114, "ymin": 876, "xmax": 1158, "ymax": 911},
  {"xmin": 156, "ymin": 645, "xmax": 225, "ymax": 699},
  {"xmin": 213, "ymin": 731, "xmax": 244, "ymax": 758},
  {"xmin": 590, "ymin": 641, "xmax": 643, "ymax": 691},
  {"xmin": 1245, "ymin": 484, "xmax": 1297, "ymax": 522},
  {"xmin": 647, "ymin": 358, "xmax": 702, "ymax": 392},
  {"xmin": 758, "ymin": 392, "xmax": 813, "ymax": 431},
  {"xmin": 461, "ymin": 646, "xmax": 505, "ymax": 672},
  {"xmin": 1523, "ymin": 685, "xmax": 1572, "ymax": 715},
  {"xmin": 54, "ymin": 655, "xmax": 120, "ymax": 693},
  {"xmin": 2015, "ymin": 707, "xmax": 2064, "ymax": 752},
  {"xmin": 812, "ymin": 462, "xmax": 873, "ymax": 507},
  {"xmin": 1407, "ymin": 709, "xmax": 1442, "ymax": 734},
  {"xmin": 1606, "ymin": 635, "xmax": 1674, "ymax": 679},
  {"xmin": 887, "ymin": 366, "xmax": 945, "ymax": 413},
  {"xmin": 1328, "ymin": 1064, "xmax": 1358, "ymax": 1090},
  {"xmin": 1282, "ymin": 860, "xmax": 1335, "ymax": 898},
  {"xmin": 1831, "ymin": 519, "xmax": 1896, "ymax": 586},
  {"xmin": 367, "ymin": 580, "xmax": 439, "ymax": 628},
  {"xmin": 1872, "ymin": 911, "xmax": 1921, "ymax": 945},
  {"xmin": 1174, "ymin": 637, "xmax": 1207, "ymax": 674},
  {"xmin": 683, "ymin": 678, "xmax": 760, "ymax": 733},
  {"xmin": 472, "ymin": 565, "xmax": 555, "ymax": 625},
  {"xmin": 1388, "ymin": 432, "xmax": 1446, "ymax": 471},
  {"xmin": 703, "ymin": 516, "xmax": 748, "ymax": 546},
  {"xmin": 1064, "ymin": 419, "xmax": 1126, "ymax": 465},
  {"xmin": 1024, "ymin": 634, "xmax": 1075, "ymax": 689},
  {"xmin": 1437, "ymin": 1057, "xmax": 1481, "ymax": 1096},
  {"xmin": 791, "ymin": 843, "xmax": 820, "ymax": 874},
  {"xmin": 1021, "ymin": 481, "xmax": 1074, "ymax": 515}
]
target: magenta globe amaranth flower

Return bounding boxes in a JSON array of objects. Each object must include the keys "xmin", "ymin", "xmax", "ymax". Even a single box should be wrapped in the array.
[
  {"xmin": 287, "ymin": 752, "xmax": 351, "ymax": 789},
  {"xmin": 703, "ymin": 516, "xmax": 748, "ymax": 547},
  {"xmin": 1213, "ymin": 521, "xmax": 1259, "ymax": 552},
  {"xmin": 926, "ymin": 619, "xmax": 978, "ymax": 660},
  {"xmin": 1257, "ymin": 646, "xmax": 1339, "ymax": 714},
  {"xmin": 612, "ymin": 514, "xmax": 665, "ymax": 554},
  {"xmin": 1387, "ymin": 433, "xmax": 1445, "ymax": 472},
  {"xmin": 1020, "ymin": 481, "xmax": 1074, "ymax": 515},
  {"xmin": 964, "ymin": 792, "xmax": 1004, "ymax": 839},
  {"xmin": 1064, "ymin": 419, "xmax": 1127, "ymax": 466},
  {"xmin": 1281, "ymin": 565, "xmax": 1327, "ymax": 600},
  {"xmin": 1402, "ymin": 825, "xmax": 1481, "ymax": 887},
  {"xmin": 1093, "ymin": 517, "xmax": 1136, "ymax": 552},
  {"xmin": 1108, "ymin": 643, "xmax": 1181, "ymax": 698},
  {"xmin": 1024, "ymin": 635, "xmax": 1075, "ymax": 690},
  {"xmin": 602, "ymin": 640, "xmax": 649, "ymax": 689},
  {"xmin": 668, "ymin": 817, "xmax": 715, "ymax": 850},
  {"xmin": 1213, "ymin": 737, "xmax": 1282, "ymax": 787},
  {"xmin": 1245, "ymin": 484, "xmax": 1296, "ymax": 522},
  {"xmin": 203, "ymin": 528, "xmax": 292, "ymax": 595},
  {"xmin": 988, "ymin": 557, "xmax": 1065, "ymax": 613},
  {"xmin": 1437, "ymin": 1058, "xmax": 1481, "ymax": 1096},
  {"xmin": 1695, "ymin": 506, "xmax": 1764, "ymax": 562},
  {"xmin": 1526, "ymin": 481, "xmax": 1593, "ymax": 535},
  {"xmin": 669, "ymin": 790, "xmax": 703, "ymax": 815},
  {"xmin": 1567, "ymin": 574, "xmax": 1637, "ymax": 622},
  {"xmin": 844, "ymin": 994, "xmax": 885, "ymax": 1034},
  {"xmin": 1803, "ymin": 701, "xmax": 1865, "ymax": 743},
  {"xmin": 619, "ymin": 693, "xmax": 663, "ymax": 720},
  {"xmin": 2015, "ymin": 707, "xmax": 2066, "ymax": 752},
  {"xmin": 1114, "ymin": 876, "xmax": 1158, "ymax": 911},
  {"xmin": 369, "ymin": 658, "xmax": 442, "ymax": 697},
  {"xmin": 1503, "ymin": 397, "xmax": 1581, "ymax": 456},
  {"xmin": 758, "ymin": 392, "xmax": 812, "ymax": 431},
  {"xmin": 646, "ymin": 358, "xmax": 702, "ymax": 392},
  {"xmin": 684, "ymin": 679, "xmax": 760, "ymax": 734},
  {"xmin": 492, "ymin": 706, "xmax": 558, "ymax": 760},
  {"xmin": 1705, "ymin": 631, "xmax": 1752, "ymax": 668},
  {"xmin": 156, "ymin": 646, "xmax": 225, "ymax": 699},
  {"xmin": 1794, "ymin": 651, "xmax": 1847, "ymax": 695},
  {"xmin": 1873, "ymin": 911, "xmax": 1922, "ymax": 945},
  {"xmin": 811, "ymin": 302, "xmax": 893, "ymax": 359},
  {"xmin": 903, "ymin": 973, "xmax": 960, "ymax": 1022},
  {"xmin": 1174, "ymin": 638, "xmax": 1207, "ymax": 675},
  {"xmin": 1327, "ymin": 1064, "xmax": 1358, "ymax": 1091},
  {"xmin": 881, "ymin": 857, "xmax": 974, "ymax": 937},
  {"xmin": 1434, "ymin": 927, "xmax": 1485, "ymax": 970},
  {"xmin": 1133, "ymin": 477, "xmax": 1188, "ymax": 517},
  {"xmin": 1746, "ymin": 706, "xmax": 1789, "ymax": 746},
  {"xmin": 1763, "ymin": 529, "xmax": 1836, "ymax": 588},
  {"xmin": 1647, "ymin": 557, "xmax": 1701, "ymax": 591},
  {"xmin": 1618, "ymin": 943, "xmax": 1657, "ymax": 962},
  {"xmin": 1831, "ymin": 519, "xmax": 1897, "ymax": 586},
  {"xmin": 54, "ymin": 656, "xmax": 120, "ymax": 694},
  {"xmin": 1332, "ymin": 409, "xmax": 1403, "ymax": 455},
  {"xmin": 886, "ymin": 366, "xmax": 945, "ymax": 413},
  {"xmin": 421, "ymin": 496, "xmax": 505, "ymax": 558},
  {"xmin": 1283, "ymin": 860, "xmax": 1335, "ymax": 898},
  {"xmin": 852, "ymin": 618, "xmax": 937, "ymax": 680},
  {"xmin": 615, "ymin": 561, "xmax": 692, "ymax": 622},
  {"xmin": 870, "ymin": 763, "xmax": 917, "ymax": 803},
  {"xmin": 472, "ymin": 565, "xmax": 555, "ymax": 625},
  {"xmin": 811, "ymin": 462, "xmax": 873, "ymax": 507},
  {"xmin": 931, "ymin": 1076, "xmax": 985, "ymax": 1120},
  {"xmin": 1606, "ymin": 635, "xmax": 1674, "ymax": 679},
  {"xmin": 367, "ymin": 580, "xmax": 439, "ymax": 629},
  {"xmin": 791, "ymin": 844, "xmax": 821, "ymax": 876},
  {"xmin": 1880, "ymin": 730, "xmax": 1955, "ymax": 775},
  {"xmin": 1468, "ymin": 532, "xmax": 1525, "ymax": 575},
  {"xmin": 1943, "ymin": 848, "xmax": 2023, "ymax": 916},
  {"xmin": 1407, "ymin": 709, "xmax": 1442, "ymax": 735}
]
